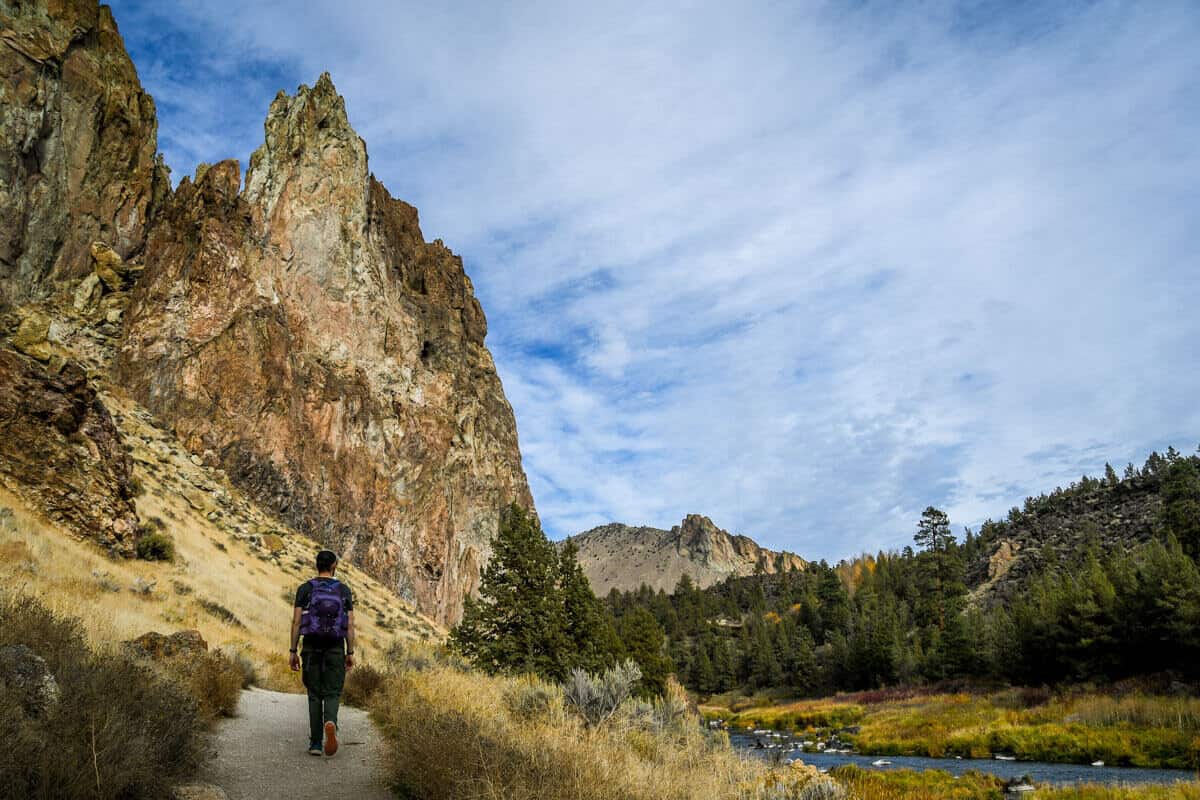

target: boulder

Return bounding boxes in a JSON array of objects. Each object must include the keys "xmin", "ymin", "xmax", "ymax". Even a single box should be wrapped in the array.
[
  {"xmin": 90, "ymin": 241, "xmax": 127, "ymax": 274},
  {"xmin": 124, "ymin": 629, "xmax": 208, "ymax": 660},
  {"xmin": 11, "ymin": 311, "xmax": 53, "ymax": 361},
  {"xmin": 73, "ymin": 273, "xmax": 103, "ymax": 313},
  {"xmin": 0, "ymin": 644, "xmax": 60, "ymax": 717}
]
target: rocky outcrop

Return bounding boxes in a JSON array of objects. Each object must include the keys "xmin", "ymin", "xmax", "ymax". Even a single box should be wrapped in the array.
[
  {"xmin": 124, "ymin": 630, "xmax": 209, "ymax": 660},
  {"xmin": 0, "ymin": 644, "xmax": 60, "ymax": 717},
  {"xmin": 968, "ymin": 474, "xmax": 1166, "ymax": 603},
  {"xmin": 567, "ymin": 514, "xmax": 806, "ymax": 595},
  {"xmin": 0, "ymin": 0, "xmax": 168, "ymax": 310},
  {"xmin": 117, "ymin": 76, "xmax": 532, "ymax": 624},
  {"xmin": 0, "ymin": 347, "xmax": 139, "ymax": 555}
]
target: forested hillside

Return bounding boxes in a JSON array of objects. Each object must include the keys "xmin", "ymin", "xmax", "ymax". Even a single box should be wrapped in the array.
[{"xmin": 605, "ymin": 448, "xmax": 1200, "ymax": 697}]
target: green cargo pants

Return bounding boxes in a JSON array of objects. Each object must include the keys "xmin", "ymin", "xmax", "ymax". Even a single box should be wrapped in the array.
[{"xmin": 301, "ymin": 648, "xmax": 346, "ymax": 745}]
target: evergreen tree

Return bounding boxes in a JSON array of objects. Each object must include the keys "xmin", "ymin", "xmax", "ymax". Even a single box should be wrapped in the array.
[
  {"xmin": 618, "ymin": 606, "xmax": 672, "ymax": 697},
  {"xmin": 712, "ymin": 637, "xmax": 738, "ymax": 692},
  {"xmin": 692, "ymin": 639, "xmax": 717, "ymax": 693},
  {"xmin": 450, "ymin": 505, "xmax": 567, "ymax": 678},
  {"xmin": 912, "ymin": 507, "xmax": 962, "ymax": 630},
  {"xmin": 558, "ymin": 539, "xmax": 620, "ymax": 672},
  {"xmin": 1160, "ymin": 458, "xmax": 1200, "ymax": 559},
  {"xmin": 1104, "ymin": 462, "xmax": 1119, "ymax": 486}
]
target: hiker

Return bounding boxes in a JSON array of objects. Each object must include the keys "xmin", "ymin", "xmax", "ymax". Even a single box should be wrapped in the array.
[{"xmin": 289, "ymin": 549, "xmax": 356, "ymax": 756}]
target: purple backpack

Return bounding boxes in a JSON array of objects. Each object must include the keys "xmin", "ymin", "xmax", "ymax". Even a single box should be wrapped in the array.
[{"xmin": 299, "ymin": 579, "xmax": 348, "ymax": 638}]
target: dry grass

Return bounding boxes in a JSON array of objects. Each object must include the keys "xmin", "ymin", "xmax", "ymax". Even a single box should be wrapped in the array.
[
  {"xmin": 0, "ymin": 592, "xmax": 204, "ymax": 799},
  {"xmin": 372, "ymin": 656, "xmax": 834, "ymax": 800}
]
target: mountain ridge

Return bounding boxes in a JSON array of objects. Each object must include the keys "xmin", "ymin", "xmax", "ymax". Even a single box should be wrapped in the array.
[{"xmin": 566, "ymin": 513, "xmax": 806, "ymax": 595}]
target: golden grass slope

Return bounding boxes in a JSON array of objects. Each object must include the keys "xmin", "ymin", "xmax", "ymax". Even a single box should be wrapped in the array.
[
  {"xmin": 0, "ymin": 385, "xmax": 440, "ymax": 691},
  {"xmin": 372, "ymin": 657, "xmax": 831, "ymax": 800}
]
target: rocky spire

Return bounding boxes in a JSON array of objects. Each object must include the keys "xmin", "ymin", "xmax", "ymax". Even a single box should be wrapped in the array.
[{"xmin": 118, "ymin": 73, "xmax": 533, "ymax": 624}]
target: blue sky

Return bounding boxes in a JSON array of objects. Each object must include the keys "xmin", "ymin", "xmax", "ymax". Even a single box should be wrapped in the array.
[{"xmin": 107, "ymin": 0, "xmax": 1200, "ymax": 560}]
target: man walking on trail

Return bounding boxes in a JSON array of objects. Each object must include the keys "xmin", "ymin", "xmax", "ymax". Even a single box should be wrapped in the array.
[{"xmin": 290, "ymin": 549, "xmax": 356, "ymax": 756}]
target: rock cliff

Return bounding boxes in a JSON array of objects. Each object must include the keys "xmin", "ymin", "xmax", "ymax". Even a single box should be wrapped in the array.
[
  {"xmin": 1, "ymin": 1, "xmax": 533, "ymax": 624},
  {"xmin": 567, "ymin": 514, "xmax": 806, "ymax": 595},
  {"xmin": 0, "ymin": 0, "xmax": 168, "ymax": 310}
]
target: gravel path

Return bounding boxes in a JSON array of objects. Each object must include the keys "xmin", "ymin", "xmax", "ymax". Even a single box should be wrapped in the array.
[{"xmin": 199, "ymin": 688, "xmax": 396, "ymax": 800}]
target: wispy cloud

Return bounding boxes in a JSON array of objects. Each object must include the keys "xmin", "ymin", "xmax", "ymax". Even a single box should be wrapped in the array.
[{"xmin": 109, "ymin": 0, "xmax": 1200, "ymax": 558}]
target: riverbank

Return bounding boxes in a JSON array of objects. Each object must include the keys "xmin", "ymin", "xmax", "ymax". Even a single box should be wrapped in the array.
[
  {"xmin": 732, "ymin": 732, "xmax": 1196, "ymax": 785},
  {"xmin": 701, "ymin": 687, "xmax": 1200, "ymax": 769},
  {"xmin": 831, "ymin": 766, "xmax": 1200, "ymax": 800}
]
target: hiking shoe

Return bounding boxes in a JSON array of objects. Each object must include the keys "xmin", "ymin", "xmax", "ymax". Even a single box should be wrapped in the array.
[
  {"xmin": 307, "ymin": 743, "xmax": 322, "ymax": 756},
  {"xmin": 323, "ymin": 721, "xmax": 338, "ymax": 756}
]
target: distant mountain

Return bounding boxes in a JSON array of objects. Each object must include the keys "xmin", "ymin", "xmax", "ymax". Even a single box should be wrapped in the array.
[{"xmin": 564, "ymin": 514, "xmax": 806, "ymax": 595}]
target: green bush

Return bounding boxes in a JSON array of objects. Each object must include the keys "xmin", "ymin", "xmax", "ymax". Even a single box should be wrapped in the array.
[
  {"xmin": 0, "ymin": 593, "xmax": 203, "ymax": 798},
  {"xmin": 135, "ymin": 531, "xmax": 175, "ymax": 561}
]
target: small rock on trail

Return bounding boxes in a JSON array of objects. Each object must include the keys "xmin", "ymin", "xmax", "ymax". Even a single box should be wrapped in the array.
[{"xmin": 198, "ymin": 688, "xmax": 394, "ymax": 800}]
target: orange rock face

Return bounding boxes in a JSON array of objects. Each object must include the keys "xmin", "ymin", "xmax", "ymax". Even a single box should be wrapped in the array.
[{"xmin": 117, "ymin": 77, "xmax": 533, "ymax": 624}]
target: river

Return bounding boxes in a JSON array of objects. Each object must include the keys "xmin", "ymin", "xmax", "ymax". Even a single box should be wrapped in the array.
[{"xmin": 729, "ymin": 732, "xmax": 1198, "ymax": 786}]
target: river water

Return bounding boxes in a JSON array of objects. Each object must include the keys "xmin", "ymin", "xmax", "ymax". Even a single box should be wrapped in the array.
[{"xmin": 729, "ymin": 732, "xmax": 1198, "ymax": 786}]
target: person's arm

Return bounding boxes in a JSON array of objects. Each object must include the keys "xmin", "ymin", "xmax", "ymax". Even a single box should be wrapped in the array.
[
  {"xmin": 345, "ymin": 610, "xmax": 356, "ymax": 670},
  {"xmin": 289, "ymin": 606, "xmax": 303, "ymax": 671}
]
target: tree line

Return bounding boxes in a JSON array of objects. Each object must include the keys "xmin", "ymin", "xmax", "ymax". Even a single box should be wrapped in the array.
[{"xmin": 452, "ymin": 449, "xmax": 1200, "ymax": 698}]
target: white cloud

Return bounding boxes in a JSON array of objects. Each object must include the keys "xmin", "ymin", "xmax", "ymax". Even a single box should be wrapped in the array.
[{"xmin": 109, "ymin": 0, "xmax": 1200, "ymax": 559}]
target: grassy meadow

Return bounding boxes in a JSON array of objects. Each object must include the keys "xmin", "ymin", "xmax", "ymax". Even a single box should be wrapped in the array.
[{"xmin": 702, "ymin": 688, "xmax": 1200, "ymax": 770}]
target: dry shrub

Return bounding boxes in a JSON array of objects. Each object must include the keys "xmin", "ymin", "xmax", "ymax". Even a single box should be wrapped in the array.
[
  {"xmin": 220, "ymin": 645, "xmax": 258, "ymax": 689},
  {"xmin": 161, "ymin": 650, "xmax": 243, "ymax": 720},
  {"xmin": 0, "ymin": 592, "xmax": 203, "ymax": 799},
  {"xmin": 373, "ymin": 662, "xmax": 828, "ymax": 800},
  {"xmin": 342, "ymin": 663, "xmax": 386, "ymax": 708}
]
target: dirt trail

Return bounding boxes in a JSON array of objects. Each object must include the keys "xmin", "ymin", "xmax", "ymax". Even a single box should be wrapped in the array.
[{"xmin": 199, "ymin": 688, "xmax": 396, "ymax": 800}]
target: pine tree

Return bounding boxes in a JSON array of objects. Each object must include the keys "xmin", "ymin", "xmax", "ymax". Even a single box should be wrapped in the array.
[
  {"xmin": 692, "ymin": 639, "xmax": 716, "ymax": 693},
  {"xmin": 1160, "ymin": 458, "xmax": 1200, "ymax": 559},
  {"xmin": 449, "ymin": 504, "xmax": 567, "ymax": 679},
  {"xmin": 558, "ymin": 539, "xmax": 619, "ymax": 672},
  {"xmin": 913, "ymin": 507, "xmax": 961, "ymax": 630},
  {"xmin": 712, "ymin": 637, "xmax": 738, "ymax": 692},
  {"xmin": 618, "ymin": 606, "xmax": 672, "ymax": 697},
  {"xmin": 1104, "ymin": 462, "xmax": 1119, "ymax": 486}
]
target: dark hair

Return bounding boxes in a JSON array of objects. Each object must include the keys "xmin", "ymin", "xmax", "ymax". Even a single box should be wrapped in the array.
[{"xmin": 316, "ymin": 550, "xmax": 338, "ymax": 572}]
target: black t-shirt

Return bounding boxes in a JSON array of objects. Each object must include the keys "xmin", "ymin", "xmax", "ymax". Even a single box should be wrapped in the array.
[{"xmin": 294, "ymin": 577, "xmax": 354, "ymax": 652}]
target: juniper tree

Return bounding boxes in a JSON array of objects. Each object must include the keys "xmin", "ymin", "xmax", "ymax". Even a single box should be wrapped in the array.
[{"xmin": 450, "ymin": 504, "xmax": 568, "ymax": 679}]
